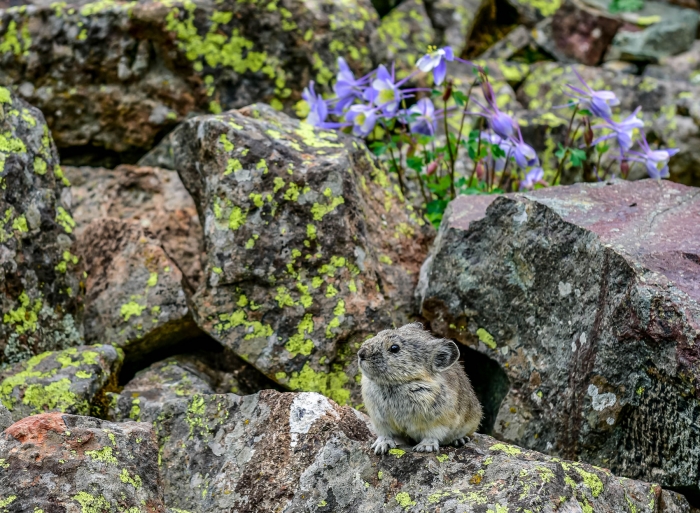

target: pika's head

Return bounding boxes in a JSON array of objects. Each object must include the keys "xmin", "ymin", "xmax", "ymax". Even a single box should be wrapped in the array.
[{"xmin": 358, "ymin": 323, "xmax": 460, "ymax": 384}]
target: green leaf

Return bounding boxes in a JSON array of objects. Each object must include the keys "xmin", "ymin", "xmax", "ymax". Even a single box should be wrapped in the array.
[
  {"xmin": 369, "ymin": 141, "xmax": 387, "ymax": 156},
  {"xmin": 452, "ymin": 90, "xmax": 468, "ymax": 107},
  {"xmin": 554, "ymin": 143, "xmax": 568, "ymax": 161},
  {"xmin": 406, "ymin": 156, "xmax": 423, "ymax": 172},
  {"xmin": 609, "ymin": 0, "xmax": 644, "ymax": 13},
  {"xmin": 490, "ymin": 143, "xmax": 506, "ymax": 159},
  {"xmin": 569, "ymin": 148, "xmax": 587, "ymax": 167}
]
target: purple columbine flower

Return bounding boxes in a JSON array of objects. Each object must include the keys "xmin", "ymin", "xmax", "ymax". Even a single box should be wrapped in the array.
[
  {"xmin": 564, "ymin": 69, "xmax": 620, "ymax": 119},
  {"xmin": 472, "ymin": 82, "xmax": 516, "ymax": 139},
  {"xmin": 592, "ymin": 107, "xmax": 644, "ymax": 151},
  {"xmin": 364, "ymin": 65, "xmax": 403, "ymax": 116},
  {"xmin": 345, "ymin": 103, "xmax": 379, "ymax": 137},
  {"xmin": 302, "ymin": 81, "xmax": 329, "ymax": 128},
  {"xmin": 482, "ymin": 132, "xmax": 514, "ymax": 171},
  {"xmin": 416, "ymin": 46, "xmax": 454, "ymax": 85},
  {"xmin": 333, "ymin": 57, "xmax": 369, "ymax": 114},
  {"xmin": 405, "ymin": 98, "xmax": 439, "ymax": 135},
  {"xmin": 627, "ymin": 133, "xmax": 679, "ymax": 179},
  {"xmin": 511, "ymin": 128, "xmax": 540, "ymax": 169},
  {"xmin": 520, "ymin": 167, "xmax": 544, "ymax": 190}
]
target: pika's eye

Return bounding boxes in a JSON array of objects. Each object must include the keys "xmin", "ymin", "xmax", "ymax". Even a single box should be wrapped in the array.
[{"xmin": 389, "ymin": 344, "xmax": 400, "ymax": 353}]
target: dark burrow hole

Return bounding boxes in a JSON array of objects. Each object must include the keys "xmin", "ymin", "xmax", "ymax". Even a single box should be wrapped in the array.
[
  {"xmin": 458, "ymin": 343, "xmax": 510, "ymax": 436},
  {"xmin": 668, "ymin": 486, "xmax": 700, "ymax": 509},
  {"xmin": 117, "ymin": 328, "xmax": 284, "ymax": 395}
]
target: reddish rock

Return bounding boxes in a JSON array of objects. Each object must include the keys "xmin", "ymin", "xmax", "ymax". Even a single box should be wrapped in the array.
[
  {"xmin": 0, "ymin": 412, "xmax": 165, "ymax": 511},
  {"xmin": 66, "ymin": 165, "xmax": 204, "ymax": 288},
  {"xmin": 551, "ymin": 0, "xmax": 622, "ymax": 66},
  {"xmin": 78, "ymin": 218, "xmax": 199, "ymax": 361}
]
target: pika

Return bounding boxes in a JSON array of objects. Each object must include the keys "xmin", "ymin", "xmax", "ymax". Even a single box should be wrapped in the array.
[{"xmin": 358, "ymin": 323, "xmax": 482, "ymax": 454}]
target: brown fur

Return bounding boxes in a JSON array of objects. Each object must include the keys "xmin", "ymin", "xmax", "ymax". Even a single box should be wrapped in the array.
[{"xmin": 358, "ymin": 323, "xmax": 482, "ymax": 454}]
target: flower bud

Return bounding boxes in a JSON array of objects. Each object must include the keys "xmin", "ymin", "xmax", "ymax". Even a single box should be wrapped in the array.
[
  {"xmin": 584, "ymin": 118, "xmax": 593, "ymax": 147},
  {"xmin": 426, "ymin": 160, "xmax": 439, "ymax": 176},
  {"xmin": 620, "ymin": 160, "xmax": 629, "ymax": 178},
  {"xmin": 476, "ymin": 161, "xmax": 485, "ymax": 180},
  {"xmin": 442, "ymin": 80, "xmax": 453, "ymax": 102}
]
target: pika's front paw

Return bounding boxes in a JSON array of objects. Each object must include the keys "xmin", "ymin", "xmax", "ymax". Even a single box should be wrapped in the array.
[
  {"xmin": 413, "ymin": 438, "xmax": 440, "ymax": 453},
  {"xmin": 452, "ymin": 437, "xmax": 470, "ymax": 447},
  {"xmin": 372, "ymin": 436, "xmax": 397, "ymax": 455}
]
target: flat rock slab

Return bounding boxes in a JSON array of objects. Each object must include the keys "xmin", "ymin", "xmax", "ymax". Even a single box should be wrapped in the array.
[
  {"xmin": 153, "ymin": 389, "xmax": 690, "ymax": 512},
  {"xmin": 0, "ymin": 0, "xmax": 379, "ymax": 160},
  {"xmin": 0, "ymin": 87, "xmax": 83, "ymax": 366},
  {"xmin": 0, "ymin": 412, "xmax": 165, "ymax": 511},
  {"xmin": 418, "ymin": 179, "xmax": 700, "ymax": 492},
  {"xmin": 78, "ymin": 218, "xmax": 199, "ymax": 361},
  {"xmin": 66, "ymin": 164, "xmax": 204, "ymax": 288},
  {"xmin": 163, "ymin": 104, "xmax": 433, "ymax": 406}
]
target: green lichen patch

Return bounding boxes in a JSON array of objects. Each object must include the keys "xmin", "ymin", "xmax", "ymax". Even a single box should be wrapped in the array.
[{"xmin": 0, "ymin": 345, "xmax": 122, "ymax": 421}]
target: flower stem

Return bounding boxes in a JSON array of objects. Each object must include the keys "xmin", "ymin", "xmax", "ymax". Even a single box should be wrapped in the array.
[{"xmin": 443, "ymin": 95, "xmax": 456, "ymax": 199}]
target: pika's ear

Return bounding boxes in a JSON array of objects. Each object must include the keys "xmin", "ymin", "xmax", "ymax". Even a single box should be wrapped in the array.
[
  {"xmin": 401, "ymin": 322, "xmax": 424, "ymax": 330},
  {"xmin": 432, "ymin": 340, "xmax": 460, "ymax": 372}
]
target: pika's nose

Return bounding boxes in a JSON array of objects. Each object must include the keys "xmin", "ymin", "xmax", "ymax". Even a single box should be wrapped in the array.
[{"xmin": 358, "ymin": 348, "xmax": 368, "ymax": 360}]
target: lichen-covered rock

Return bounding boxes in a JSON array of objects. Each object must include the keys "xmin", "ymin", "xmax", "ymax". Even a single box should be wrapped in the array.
[
  {"xmin": 0, "ymin": 87, "xmax": 83, "ymax": 367},
  {"xmin": 0, "ymin": 412, "xmax": 165, "ymax": 511},
  {"xmin": 377, "ymin": 0, "xmax": 435, "ymax": 77},
  {"xmin": 78, "ymin": 218, "xmax": 200, "ymax": 360},
  {"xmin": 66, "ymin": 164, "xmax": 204, "ymax": 288},
  {"xmin": 162, "ymin": 103, "xmax": 433, "ymax": 406},
  {"xmin": 505, "ymin": 0, "xmax": 561, "ymax": 25},
  {"xmin": 516, "ymin": 63, "xmax": 700, "ymax": 185},
  {"xmin": 0, "ymin": 403, "xmax": 10, "ymax": 431},
  {"xmin": 110, "ymin": 356, "xmax": 215, "ymax": 424},
  {"xmin": 153, "ymin": 389, "xmax": 690, "ymax": 512},
  {"xmin": 0, "ymin": 344, "xmax": 122, "ymax": 422},
  {"xmin": 418, "ymin": 179, "xmax": 700, "ymax": 493},
  {"xmin": 423, "ymin": 0, "xmax": 488, "ymax": 54},
  {"xmin": 0, "ymin": 0, "xmax": 379, "ymax": 162},
  {"xmin": 644, "ymin": 40, "xmax": 700, "ymax": 85}
]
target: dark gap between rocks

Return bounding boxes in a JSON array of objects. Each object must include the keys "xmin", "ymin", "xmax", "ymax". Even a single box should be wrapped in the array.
[
  {"xmin": 667, "ymin": 486, "xmax": 700, "ymax": 509},
  {"xmin": 462, "ymin": 0, "xmax": 520, "ymax": 59},
  {"xmin": 459, "ymin": 343, "xmax": 510, "ymax": 435},
  {"xmin": 117, "ymin": 327, "xmax": 284, "ymax": 395}
]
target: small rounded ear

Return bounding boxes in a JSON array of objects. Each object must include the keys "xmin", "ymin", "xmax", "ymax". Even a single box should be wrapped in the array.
[
  {"xmin": 401, "ymin": 322, "xmax": 424, "ymax": 330},
  {"xmin": 432, "ymin": 340, "xmax": 460, "ymax": 372}
]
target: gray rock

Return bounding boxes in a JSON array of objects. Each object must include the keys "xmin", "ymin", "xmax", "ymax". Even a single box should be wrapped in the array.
[
  {"xmin": 606, "ymin": 2, "xmax": 700, "ymax": 62},
  {"xmin": 161, "ymin": 103, "xmax": 433, "ymax": 407},
  {"xmin": 109, "ymin": 349, "xmax": 280, "ymax": 424},
  {"xmin": 644, "ymin": 40, "xmax": 700, "ymax": 85},
  {"xmin": 0, "ymin": 412, "xmax": 165, "ymax": 511},
  {"xmin": 478, "ymin": 25, "xmax": 533, "ymax": 60},
  {"xmin": 0, "ymin": 403, "xmax": 10, "ymax": 431},
  {"xmin": 424, "ymin": 0, "xmax": 489, "ymax": 54},
  {"xmin": 0, "ymin": 0, "xmax": 379, "ymax": 163},
  {"xmin": 0, "ymin": 86, "xmax": 83, "ymax": 366},
  {"xmin": 154, "ymin": 389, "xmax": 691, "ymax": 512},
  {"xmin": 376, "ymin": 0, "xmax": 436, "ymax": 77},
  {"xmin": 0, "ymin": 344, "xmax": 122, "ymax": 421},
  {"xmin": 505, "ymin": 0, "xmax": 562, "ymax": 25},
  {"xmin": 418, "ymin": 179, "xmax": 700, "ymax": 493}
]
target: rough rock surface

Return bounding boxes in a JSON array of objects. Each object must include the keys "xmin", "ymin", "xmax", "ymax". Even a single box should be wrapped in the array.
[
  {"xmin": 0, "ymin": 344, "xmax": 122, "ymax": 422},
  {"xmin": 154, "ymin": 389, "xmax": 691, "ymax": 512},
  {"xmin": 0, "ymin": 0, "xmax": 379, "ymax": 162},
  {"xmin": 0, "ymin": 87, "xmax": 84, "ymax": 367},
  {"xmin": 516, "ymin": 63, "xmax": 700, "ymax": 185},
  {"xmin": 418, "ymin": 179, "xmax": 700, "ymax": 492},
  {"xmin": 110, "ymin": 349, "xmax": 280, "ymax": 423},
  {"xmin": 0, "ymin": 403, "xmax": 10, "ymax": 431},
  {"xmin": 66, "ymin": 164, "xmax": 204, "ymax": 288},
  {"xmin": 645, "ymin": 40, "xmax": 700, "ymax": 85},
  {"xmin": 551, "ymin": 0, "xmax": 621, "ymax": 66},
  {"xmin": 423, "ymin": 0, "xmax": 487, "ymax": 53},
  {"xmin": 377, "ymin": 0, "xmax": 436, "ymax": 77},
  {"xmin": 0, "ymin": 412, "xmax": 165, "ymax": 511},
  {"xmin": 505, "ymin": 0, "xmax": 561, "ymax": 25},
  {"xmin": 78, "ymin": 218, "xmax": 199, "ymax": 360},
  {"xmin": 160, "ymin": 103, "xmax": 433, "ymax": 406}
]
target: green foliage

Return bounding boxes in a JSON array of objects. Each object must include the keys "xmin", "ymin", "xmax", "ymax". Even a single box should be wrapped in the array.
[{"xmin": 609, "ymin": 0, "xmax": 644, "ymax": 13}]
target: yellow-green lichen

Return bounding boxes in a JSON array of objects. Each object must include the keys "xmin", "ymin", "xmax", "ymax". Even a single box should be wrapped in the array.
[
  {"xmin": 477, "ymin": 328, "xmax": 496, "ymax": 349},
  {"xmin": 285, "ymin": 314, "xmax": 315, "ymax": 356},
  {"xmin": 490, "ymin": 443, "xmax": 522, "ymax": 456},
  {"xmin": 85, "ymin": 446, "xmax": 118, "ymax": 464},
  {"xmin": 3, "ymin": 291, "xmax": 41, "ymax": 335},
  {"xmin": 287, "ymin": 362, "xmax": 350, "ymax": 405},
  {"xmin": 120, "ymin": 468, "xmax": 142, "ymax": 488},
  {"xmin": 395, "ymin": 492, "xmax": 416, "ymax": 509},
  {"xmin": 388, "ymin": 448, "xmax": 405, "ymax": 458},
  {"xmin": 120, "ymin": 301, "xmax": 146, "ymax": 322}
]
